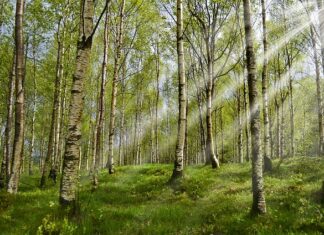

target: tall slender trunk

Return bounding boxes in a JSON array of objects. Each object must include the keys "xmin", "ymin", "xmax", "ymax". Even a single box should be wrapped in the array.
[
  {"xmin": 275, "ymin": 99, "xmax": 280, "ymax": 158},
  {"xmin": 7, "ymin": 0, "xmax": 25, "ymax": 194},
  {"xmin": 170, "ymin": 0, "xmax": 186, "ymax": 180},
  {"xmin": 286, "ymin": 52, "xmax": 295, "ymax": 158},
  {"xmin": 280, "ymin": 95, "xmax": 285, "ymax": 158},
  {"xmin": 237, "ymin": 87, "xmax": 243, "ymax": 163},
  {"xmin": 59, "ymin": 0, "xmax": 96, "ymax": 206},
  {"xmin": 118, "ymin": 61, "xmax": 126, "ymax": 166},
  {"xmin": 155, "ymin": 40, "xmax": 160, "ymax": 163},
  {"xmin": 136, "ymin": 95, "xmax": 143, "ymax": 165},
  {"xmin": 0, "ymin": 54, "xmax": 15, "ymax": 189},
  {"xmin": 261, "ymin": 0, "xmax": 272, "ymax": 171},
  {"xmin": 282, "ymin": 1, "xmax": 294, "ymax": 158},
  {"xmin": 150, "ymin": 103, "xmax": 154, "ymax": 163},
  {"xmin": 317, "ymin": 0, "xmax": 324, "ymax": 76},
  {"xmin": 220, "ymin": 106, "xmax": 224, "ymax": 162},
  {"xmin": 269, "ymin": 108, "xmax": 274, "ymax": 159},
  {"xmin": 93, "ymin": 9, "xmax": 109, "ymax": 186},
  {"xmin": 317, "ymin": 0, "xmax": 324, "ymax": 200},
  {"xmin": 39, "ymin": 125, "xmax": 45, "ymax": 172},
  {"xmin": 303, "ymin": 102, "xmax": 307, "ymax": 157},
  {"xmin": 243, "ymin": 0, "xmax": 266, "ymax": 214},
  {"xmin": 310, "ymin": 4, "xmax": 324, "ymax": 156},
  {"xmin": 20, "ymin": 36, "xmax": 29, "ymax": 175},
  {"xmin": 197, "ymin": 90, "xmax": 206, "ymax": 163},
  {"xmin": 58, "ymin": 66, "xmax": 67, "ymax": 173},
  {"xmin": 54, "ymin": 43, "xmax": 64, "ymax": 168},
  {"xmin": 40, "ymin": 20, "xmax": 63, "ymax": 188},
  {"xmin": 132, "ymin": 95, "xmax": 139, "ymax": 164},
  {"xmin": 205, "ymin": 60, "xmax": 219, "ymax": 168},
  {"xmin": 29, "ymin": 42, "xmax": 37, "ymax": 176},
  {"xmin": 243, "ymin": 73, "xmax": 250, "ymax": 162},
  {"xmin": 107, "ymin": 0, "xmax": 125, "ymax": 174},
  {"xmin": 184, "ymin": 93, "xmax": 189, "ymax": 166}
]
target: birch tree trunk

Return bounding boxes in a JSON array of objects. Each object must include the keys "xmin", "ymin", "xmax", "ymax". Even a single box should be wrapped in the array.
[
  {"xmin": 155, "ymin": 40, "xmax": 160, "ymax": 163},
  {"xmin": 59, "ymin": 0, "xmax": 95, "ymax": 205},
  {"xmin": 317, "ymin": 0, "xmax": 324, "ymax": 156},
  {"xmin": 243, "ymin": 0, "xmax": 266, "ymax": 214},
  {"xmin": 220, "ymin": 106, "xmax": 224, "ymax": 162},
  {"xmin": 29, "ymin": 42, "xmax": 37, "ymax": 176},
  {"xmin": 310, "ymin": 25, "xmax": 324, "ymax": 156},
  {"xmin": 107, "ymin": 0, "xmax": 125, "ymax": 174},
  {"xmin": 197, "ymin": 90, "xmax": 206, "ymax": 163},
  {"xmin": 205, "ymin": 60, "xmax": 219, "ymax": 168},
  {"xmin": 170, "ymin": 0, "xmax": 186, "ymax": 181},
  {"xmin": 261, "ymin": 0, "xmax": 272, "ymax": 171},
  {"xmin": 118, "ymin": 60, "xmax": 126, "ymax": 166},
  {"xmin": 7, "ymin": 0, "xmax": 25, "ymax": 194},
  {"xmin": 237, "ymin": 88, "xmax": 243, "ymax": 163},
  {"xmin": 0, "ymin": 55, "xmax": 15, "ymax": 189},
  {"xmin": 93, "ymin": 8, "xmax": 109, "ymax": 186},
  {"xmin": 286, "ymin": 53, "xmax": 295, "ymax": 158},
  {"xmin": 40, "ymin": 20, "xmax": 63, "ymax": 188},
  {"xmin": 243, "ymin": 74, "xmax": 251, "ymax": 162},
  {"xmin": 317, "ymin": 0, "xmax": 324, "ymax": 76}
]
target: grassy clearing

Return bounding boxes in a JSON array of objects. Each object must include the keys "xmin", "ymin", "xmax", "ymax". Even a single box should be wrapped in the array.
[{"xmin": 0, "ymin": 157, "xmax": 324, "ymax": 234}]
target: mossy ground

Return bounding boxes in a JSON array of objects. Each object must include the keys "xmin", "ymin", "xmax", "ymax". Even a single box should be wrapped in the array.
[{"xmin": 0, "ymin": 157, "xmax": 324, "ymax": 234}]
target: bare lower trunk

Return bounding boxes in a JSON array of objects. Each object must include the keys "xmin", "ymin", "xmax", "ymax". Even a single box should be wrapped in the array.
[
  {"xmin": 280, "ymin": 97, "xmax": 286, "ymax": 158},
  {"xmin": 311, "ymin": 25, "xmax": 324, "ymax": 156},
  {"xmin": 261, "ymin": 0, "xmax": 272, "ymax": 171},
  {"xmin": 237, "ymin": 88, "xmax": 243, "ymax": 163},
  {"xmin": 220, "ymin": 107, "xmax": 224, "ymax": 162},
  {"xmin": 184, "ymin": 91, "xmax": 189, "ymax": 165},
  {"xmin": 275, "ymin": 100, "xmax": 280, "ymax": 158},
  {"xmin": 136, "ymin": 96, "xmax": 143, "ymax": 165},
  {"xmin": 243, "ymin": 74, "xmax": 250, "ymax": 162},
  {"xmin": 155, "ymin": 40, "xmax": 160, "ymax": 163},
  {"xmin": 59, "ymin": 0, "xmax": 95, "ymax": 206},
  {"xmin": 197, "ymin": 91, "xmax": 206, "ymax": 163},
  {"xmin": 317, "ymin": 0, "xmax": 324, "ymax": 83},
  {"xmin": 205, "ymin": 62, "xmax": 219, "ymax": 168},
  {"xmin": 150, "ymin": 104, "xmax": 154, "ymax": 163},
  {"xmin": 243, "ymin": 0, "xmax": 266, "ymax": 214},
  {"xmin": 286, "ymin": 55, "xmax": 295, "ymax": 158},
  {"xmin": 0, "ymin": 55, "xmax": 15, "ymax": 188},
  {"xmin": 93, "ymin": 9, "xmax": 109, "ymax": 187},
  {"xmin": 107, "ymin": 0, "xmax": 125, "ymax": 174},
  {"xmin": 58, "ymin": 69, "xmax": 67, "ymax": 173},
  {"xmin": 41, "ymin": 20, "xmax": 63, "ymax": 188},
  {"xmin": 29, "ymin": 46, "xmax": 37, "ymax": 176},
  {"xmin": 171, "ymin": 0, "xmax": 186, "ymax": 181},
  {"xmin": 118, "ymin": 62, "xmax": 126, "ymax": 166},
  {"xmin": 7, "ymin": 0, "xmax": 25, "ymax": 194}
]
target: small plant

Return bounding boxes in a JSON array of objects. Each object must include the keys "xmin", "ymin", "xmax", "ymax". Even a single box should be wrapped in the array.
[{"xmin": 37, "ymin": 215, "xmax": 77, "ymax": 235}]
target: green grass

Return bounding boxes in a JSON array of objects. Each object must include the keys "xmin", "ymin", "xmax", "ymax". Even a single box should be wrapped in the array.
[{"xmin": 1, "ymin": 157, "xmax": 324, "ymax": 234}]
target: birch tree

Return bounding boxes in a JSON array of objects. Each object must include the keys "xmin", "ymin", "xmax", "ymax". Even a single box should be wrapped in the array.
[
  {"xmin": 242, "ymin": 0, "xmax": 266, "ymax": 214},
  {"xmin": 170, "ymin": 0, "xmax": 186, "ymax": 181},
  {"xmin": 7, "ymin": 0, "xmax": 25, "ymax": 194}
]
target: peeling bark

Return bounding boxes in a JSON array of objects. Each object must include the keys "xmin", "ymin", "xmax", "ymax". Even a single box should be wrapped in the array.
[{"xmin": 59, "ymin": 0, "xmax": 95, "ymax": 206}]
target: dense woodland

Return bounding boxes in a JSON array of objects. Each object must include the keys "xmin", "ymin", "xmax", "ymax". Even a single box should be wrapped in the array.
[{"xmin": 1, "ymin": 0, "xmax": 324, "ymax": 233}]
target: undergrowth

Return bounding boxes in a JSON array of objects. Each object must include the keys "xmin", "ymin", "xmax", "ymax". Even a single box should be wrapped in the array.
[{"xmin": 0, "ymin": 157, "xmax": 324, "ymax": 234}]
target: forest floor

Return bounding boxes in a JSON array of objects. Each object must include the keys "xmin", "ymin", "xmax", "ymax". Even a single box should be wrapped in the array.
[{"xmin": 0, "ymin": 157, "xmax": 324, "ymax": 234}]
